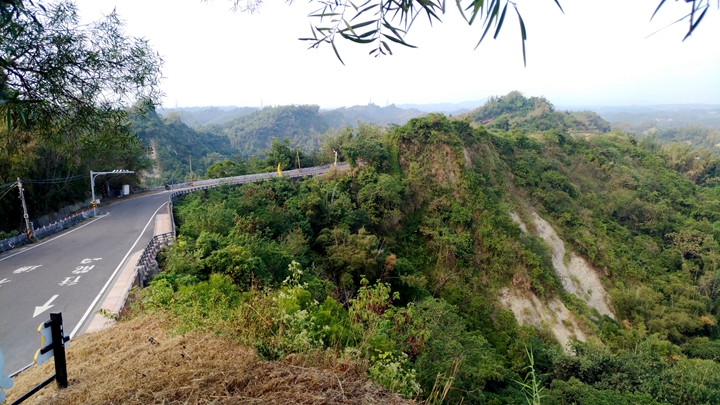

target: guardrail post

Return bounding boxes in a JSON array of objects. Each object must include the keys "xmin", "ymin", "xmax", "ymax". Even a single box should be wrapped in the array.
[{"xmin": 50, "ymin": 313, "xmax": 68, "ymax": 388}]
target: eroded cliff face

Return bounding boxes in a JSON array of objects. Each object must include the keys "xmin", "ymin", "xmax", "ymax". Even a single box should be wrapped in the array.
[
  {"xmin": 498, "ymin": 287, "xmax": 586, "ymax": 351},
  {"xmin": 528, "ymin": 212, "xmax": 615, "ymax": 319},
  {"xmin": 501, "ymin": 210, "xmax": 615, "ymax": 351}
]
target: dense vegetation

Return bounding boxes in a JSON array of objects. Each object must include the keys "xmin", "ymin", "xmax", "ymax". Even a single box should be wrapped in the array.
[{"xmin": 142, "ymin": 101, "xmax": 720, "ymax": 403}]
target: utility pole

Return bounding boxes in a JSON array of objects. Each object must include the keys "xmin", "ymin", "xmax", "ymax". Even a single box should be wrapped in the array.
[
  {"xmin": 17, "ymin": 178, "xmax": 32, "ymax": 239},
  {"xmin": 296, "ymin": 150, "xmax": 302, "ymax": 172},
  {"xmin": 90, "ymin": 171, "xmax": 97, "ymax": 216},
  {"xmin": 188, "ymin": 155, "xmax": 193, "ymax": 186}
]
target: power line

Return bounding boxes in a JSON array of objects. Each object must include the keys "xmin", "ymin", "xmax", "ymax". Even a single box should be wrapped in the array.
[
  {"xmin": 0, "ymin": 184, "xmax": 16, "ymax": 200},
  {"xmin": 24, "ymin": 174, "xmax": 88, "ymax": 184}
]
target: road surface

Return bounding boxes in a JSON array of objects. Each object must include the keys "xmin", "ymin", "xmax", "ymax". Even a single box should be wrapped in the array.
[{"xmin": 0, "ymin": 192, "xmax": 168, "ymax": 376}]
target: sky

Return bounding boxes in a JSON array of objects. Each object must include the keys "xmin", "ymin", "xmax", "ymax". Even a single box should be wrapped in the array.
[{"xmin": 72, "ymin": 0, "xmax": 720, "ymax": 109}]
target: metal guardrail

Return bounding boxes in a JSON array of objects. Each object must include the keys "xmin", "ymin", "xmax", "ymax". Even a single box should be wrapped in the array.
[
  {"xmin": 148, "ymin": 162, "xmax": 347, "ymax": 192},
  {"xmin": 0, "ymin": 210, "xmax": 97, "ymax": 254}
]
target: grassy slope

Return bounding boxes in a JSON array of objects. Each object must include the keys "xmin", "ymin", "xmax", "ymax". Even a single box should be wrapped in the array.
[{"xmin": 6, "ymin": 315, "xmax": 412, "ymax": 405}]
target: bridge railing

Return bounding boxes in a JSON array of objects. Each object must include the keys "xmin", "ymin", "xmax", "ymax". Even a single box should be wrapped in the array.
[{"xmin": 135, "ymin": 232, "xmax": 174, "ymax": 287}]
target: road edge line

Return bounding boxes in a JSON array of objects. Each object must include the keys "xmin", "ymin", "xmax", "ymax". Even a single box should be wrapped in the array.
[{"xmin": 69, "ymin": 202, "xmax": 167, "ymax": 338}]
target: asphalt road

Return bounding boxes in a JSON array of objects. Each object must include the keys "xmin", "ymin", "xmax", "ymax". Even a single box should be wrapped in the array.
[{"xmin": 0, "ymin": 192, "xmax": 169, "ymax": 376}]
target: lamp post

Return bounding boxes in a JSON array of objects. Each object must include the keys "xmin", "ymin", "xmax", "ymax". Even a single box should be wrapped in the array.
[{"xmin": 90, "ymin": 170, "xmax": 134, "ymax": 216}]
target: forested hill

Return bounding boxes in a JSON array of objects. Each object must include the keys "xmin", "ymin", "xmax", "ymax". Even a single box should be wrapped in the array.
[
  {"xmin": 209, "ymin": 105, "xmax": 330, "ymax": 157},
  {"xmin": 158, "ymin": 106, "xmax": 259, "ymax": 127},
  {"xmin": 468, "ymin": 91, "xmax": 611, "ymax": 133},
  {"xmin": 320, "ymin": 103, "xmax": 426, "ymax": 127},
  {"xmin": 145, "ymin": 98, "xmax": 720, "ymax": 403},
  {"xmin": 129, "ymin": 107, "xmax": 233, "ymax": 187}
]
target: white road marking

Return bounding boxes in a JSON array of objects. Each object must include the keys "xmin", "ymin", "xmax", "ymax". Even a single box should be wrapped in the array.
[
  {"xmin": 13, "ymin": 265, "xmax": 41, "ymax": 274},
  {"xmin": 72, "ymin": 265, "xmax": 95, "ymax": 274},
  {"xmin": 33, "ymin": 295, "xmax": 59, "ymax": 318},
  {"xmin": 69, "ymin": 202, "xmax": 167, "ymax": 338},
  {"xmin": 58, "ymin": 276, "xmax": 81, "ymax": 287},
  {"xmin": 0, "ymin": 278, "xmax": 9, "ymax": 287}
]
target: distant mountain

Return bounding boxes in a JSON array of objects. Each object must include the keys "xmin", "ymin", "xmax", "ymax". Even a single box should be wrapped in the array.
[
  {"xmin": 158, "ymin": 101, "xmax": 492, "ymax": 129},
  {"xmin": 594, "ymin": 105, "xmax": 720, "ymax": 133},
  {"xmin": 396, "ymin": 99, "xmax": 487, "ymax": 115},
  {"xmin": 322, "ymin": 104, "xmax": 426, "ymax": 127},
  {"xmin": 158, "ymin": 106, "xmax": 259, "ymax": 127}
]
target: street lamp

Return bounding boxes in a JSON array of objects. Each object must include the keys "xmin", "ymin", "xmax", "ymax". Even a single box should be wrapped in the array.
[{"xmin": 90, "ymin": 170, "xmax": 134, "ymax": 216}]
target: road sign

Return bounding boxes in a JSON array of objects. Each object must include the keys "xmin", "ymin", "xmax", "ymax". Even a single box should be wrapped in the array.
[
  {"xmin": 7, "ymin": 314, "xmax": 70, "ymax": 404},
  {"xmin": 0, "ymin": 348, "xmax": 13, "ymax": 403},
  {"xmin": 34, "ymin": 317, "xmax": 69, "ymax": 365}
]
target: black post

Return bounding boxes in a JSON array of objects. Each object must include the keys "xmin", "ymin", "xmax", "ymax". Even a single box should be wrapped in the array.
[{"xmin": 49, "ymin": 313, "xmax": 68, "ymax": 388}]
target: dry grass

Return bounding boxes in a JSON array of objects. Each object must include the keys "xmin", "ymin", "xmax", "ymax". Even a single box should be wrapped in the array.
[{"xmin": 6, "ymin": 315, "xmax": 414, "ymax": 405}]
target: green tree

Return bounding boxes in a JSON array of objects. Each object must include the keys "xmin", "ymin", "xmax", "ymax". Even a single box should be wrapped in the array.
[{"xmin": 1, "ymin": 1, "xmax": 163, "ymax": 137}]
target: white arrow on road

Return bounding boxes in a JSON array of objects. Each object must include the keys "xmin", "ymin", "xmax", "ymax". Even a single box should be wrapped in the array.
[{"xmin": 33, "ymin": 295, "xmax": 58, "ymax": 318}]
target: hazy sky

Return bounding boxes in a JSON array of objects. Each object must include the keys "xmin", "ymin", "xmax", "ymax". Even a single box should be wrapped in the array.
[{"xmin": 73, "ymin": 0, "xmax": 720, "ymax": 109}]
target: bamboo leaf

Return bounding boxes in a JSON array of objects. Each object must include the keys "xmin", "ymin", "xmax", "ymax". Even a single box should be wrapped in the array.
[
  {"xmin": 483, "ymin": 0, "xmax": 499, "ymax": 25},
  {"xmin": 474, "ymin": 6, "xmax": 496, "ymax": 49},
  {"xmin": 381, "ymin": 40, "xmax": 393, "ymax": 55},
  {"xmin": 343, "ymin": 19, "xmax": 356, "ymax": 36},
  {"xmin": 455, "ymin": 0, "xmax": 468, "ymax": 23},
  {"xmin": 340, "ymin": 31, "xmax": 376, "ymax": 43},
  {"xmin": 331, "ymin": 40, "xmax": 345, "ymax": 65},
  {"xmin": 308, "ymin": 12, "xmax": 341, "ymax": 17},
  {"xmin": 350, "ymin": 20, "xmax": 376, "ymax": 29},
  {"xmin": 683, "ymin": 4, "xmax": 708, "ymax": 41},
  {"xmin": 382, "ymin": 21, "xmax": 407, "ymax": 38},
  {"xmin": 382, "ymin": 33, "xmax": 417, "ymax": 48},
  {"xmin": 467, "ymin": 0, "xmax": 484, "ymax": 26},
  {"xmin": 351, "ymin": 4, "xmax": 378, "ymax": 20},
  {"xmin": 493, "ymin": 2, "xmax": 507, "ymax": 39},
  {"xmin": 358, "ymin": 29, "xmax": 378, "ymax": 38},
  {"xmin": 515, "ymin": 5, "xmax": 527, "ymax": 66}
]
